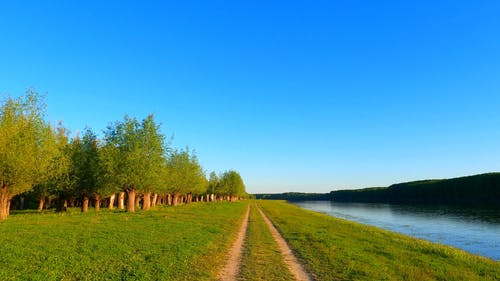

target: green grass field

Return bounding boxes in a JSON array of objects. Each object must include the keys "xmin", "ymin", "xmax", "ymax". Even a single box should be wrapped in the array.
[
  {"xmin": 1, "ymin": 200, "xmax": 498, "ymax": 281},
  {"xmin": 0, "ymin": 202, "xmax": 248, "ymax": 281},
  {"xmin": 258, "ymin": 200, "xmax": 500, "ymax": 281}
]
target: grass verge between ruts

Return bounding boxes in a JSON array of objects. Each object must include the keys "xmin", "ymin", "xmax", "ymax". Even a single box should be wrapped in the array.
[{"xmin": 239, "ymin": 204, "xmax": 294, "ymax": 281}]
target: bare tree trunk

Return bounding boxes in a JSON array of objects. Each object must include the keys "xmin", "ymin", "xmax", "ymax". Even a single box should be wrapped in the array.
[
  {"xmin": 118, "ymin": 191, "xmax": 125, "ymax": 209},
  {"xmin": 152, "ymin": 193, "xmax": 158, "ymax": 207},
  {"xmin": 38, "ymin": 197, "xmax": 45, "ymax": 211},
  {"xmin": 108, "ymin": 193, "xmax": 116, "ymax": 209},
  {"xmin": 95, "ymin": 195, "xmax": 101, "ymax": 212},
  {"xmin": 69, "ymin": 197, "xmax": 76, "ymax": 207},
  {"xmin": 2, "ymin": 187, "xmax": 11, "ymax": 219},
  {"xmin": 173, "ymin": 192, "xmax": 180, "ymax": 206},
  {"xmin": 127, "ymin": 189, "xmax": 136, "ymax": 212},
  {"xmin": 82, "ymin": 196, "xmax": 89, "ymax": 213},
  {"xmin": 135, "ymin": 194, "xmax": 141, "ymax": 207},
  {"xmin": 167, "ymin": 193, "xmax": 172, "ymax": 206},
  {"xmin": 143, "ymin": 192, "xmax": 151, "ymax": 210}
]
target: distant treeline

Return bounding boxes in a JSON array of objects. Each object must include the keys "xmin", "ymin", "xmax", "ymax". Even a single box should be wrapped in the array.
[
  {"xmin": 254, "ymin": 192, "xmax": 330, "ymax": 201},
  {"xmin": 255, "ymin": 173, "xmax": 500, "ymax": 206},
  {"xmin": 331, "ymin": 173, "xmax": 500, "ymax": 205}
]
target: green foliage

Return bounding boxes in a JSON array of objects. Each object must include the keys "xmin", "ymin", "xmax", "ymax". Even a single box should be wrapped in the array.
[
  {"xmin": 254, "ymin": 192, "xmax": 330, "ymax": 201},
  {"xmin": 140, "ymin": 115, "xmax": 168, "ymax": 193},
  {"xmin": 206, "ymin": 171, "xmax": 219, "ymax": 194},
  {"xmin": 32, "ymin": 122, "xmax": 72, "ymax": 200},
  {"xmin": 2, "ymin": 89, "xmax": 246, "ymax": 213},
  {"xmin": 0, "ymin": 90, "xmax": 55, "ymax": 197},
  {"xmin": 70, "ymin": 128, "xmax": 101, "ymax": 198},
  {"xmin": 0, "ymin": 202, "xmax": 249, "ymax": 280},
  {"xmin": 104, "ymin": 115, "xmax": 167, "ymax": 193},
  {"xmin": 258, "ymin": 200, "xmax": 500, "ymax": 281},
  {"xmin": 217, "ymin": 170, "xmax": 247, "ymax": 198},
  {"xmin": 165, "ymin": 149, "xmax": 206, "ymax": 195},
  {"xmin": 330, "ymin": 173, "xmax": 500, "ymax": 205}
]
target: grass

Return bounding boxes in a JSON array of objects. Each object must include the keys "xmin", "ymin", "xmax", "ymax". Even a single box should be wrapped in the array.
[
  {"xmin": 2, "ymin": 200, "xmax": 498, "ymax": 281},
  {"xmin": 239, "ymin": 204, "xmax": 294, "ymax": 281},
  {"xmin": 0, "ymin": 202, "xmax": 248, "ymax": 281},
  {"xmin": 257, "ymin": 200, "xmax": 500, "ymax": 281}
]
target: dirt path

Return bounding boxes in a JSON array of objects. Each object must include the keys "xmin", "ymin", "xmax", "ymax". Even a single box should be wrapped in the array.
[
  {"xmin": 256, "ymin": 206, "xmax": 313, "ymax": 281},
  {"xmin": 218, "ymin": 205, "xmax": 250, "ymax": 281}
]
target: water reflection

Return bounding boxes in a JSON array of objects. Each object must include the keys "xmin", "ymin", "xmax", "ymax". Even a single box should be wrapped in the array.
[{"xmin": 294, "ymin": 201, "xmax": 500, "ymax": 260}]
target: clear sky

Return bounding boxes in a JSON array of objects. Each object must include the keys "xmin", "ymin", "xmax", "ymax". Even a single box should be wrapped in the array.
[{"xmin": 1, "ymin": 1, "xmax": 500, "ymax": 193}]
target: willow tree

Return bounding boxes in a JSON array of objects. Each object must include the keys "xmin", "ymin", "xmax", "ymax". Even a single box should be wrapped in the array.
[
  {"xmin": 139, "ymin": 115, "xmax": 167, "ymax": 210},
  {"xmin": 0, "ymin": 91, "xmax": 56, "ymax": 220},
  {"xmin": 69, "ymin": 128, "xmax": 101, "ymax": 212},
  {"xmin": 98, "ymin": 141, "xmax": 121, "ymax": 209},
  {"xmin": 104, "ymin": 115, "xmax": 166, "ymax": 212},
  {"xmin": 165, "ymin": 149, "xmax": 206, "ymax": 205},
  {"xmin": 32, "ymin": 122, "xmax": 72, "ymax": 211},
  {"xmin": 206, "ymin": 171, "xmax": 219, "ymax": 202},
  {"xmin": 218, "ymin": 170, "xmax": 247, "ymax": 201}
]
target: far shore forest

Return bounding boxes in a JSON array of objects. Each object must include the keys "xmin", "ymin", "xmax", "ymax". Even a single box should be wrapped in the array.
[
  {"xmin": 0, "ymin": 90, "xmax": 250, "ymax": 220},
  {"xmin": 257, "ymin": 173, "xmax": 500, "ymax": 206}
]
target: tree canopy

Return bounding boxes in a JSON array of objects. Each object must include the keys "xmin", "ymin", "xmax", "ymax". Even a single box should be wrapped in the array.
[{"xmin": 1, "ymin": 90, "xmax": 248, "ymax": 217}]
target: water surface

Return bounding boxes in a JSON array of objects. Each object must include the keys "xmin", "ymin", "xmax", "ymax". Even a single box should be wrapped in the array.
[{"xmin": 294, "ymin": 201, "xmax": 500, "ymax": 260}]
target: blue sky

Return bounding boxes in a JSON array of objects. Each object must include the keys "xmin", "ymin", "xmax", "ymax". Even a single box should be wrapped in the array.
[{"xmin": 1, "ymin": 1, "xmax": 500, "ymax": 193}]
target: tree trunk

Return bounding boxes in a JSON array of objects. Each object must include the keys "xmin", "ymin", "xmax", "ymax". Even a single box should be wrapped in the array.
[
  {"xmin": 38, "ymin": 197, "xmax": 45, "ymax": 211},
  {"xmin": 19, "ymin": 196, "xmax": 25, "ymax": 210},
  {"xmin": 108, "ymin": 193, "xmax": 116, "ymax": 209},
  {"xmin": 69, "ymin": 197, "xmax": 76, "ymax": 207},
  {"xmin": 2, "ymin": 187, "xmax": 11, "ymax": 219},
  {"xmin": 167, "ymin": 193, "xmax": 172, "ymax": 206},
  {"xmin": 118, "ymin": 191, "xmax": 125, "ymax": 209},
  {"xmin": 127, "ymin": 189, "xmax": 136, "ymax": 212},
  {"xmin": 152, "ymin": 193, "xmax": 158, "ymax": 207},
  {"xmin": 82, "ymin": 196, "xmax": 89, "ymax": 212},
  {"xmin": 173, "ymin": 192, "xmax": 180, "ymax": 206},
  {"xmin": 95, "ymin": 195, "xmax": 101, "ymax": 212},
  {"xmin": 135, "ymin": 195, "xmax": 141, "ymax": 207},
  {"xmin": 143, "ymin": 192, "xmax": 151, "ymax": 210}
]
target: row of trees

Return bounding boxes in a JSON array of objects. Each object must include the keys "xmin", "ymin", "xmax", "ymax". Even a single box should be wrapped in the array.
[
  {"xmin": 330, "ymin": 173, "xmax": 500, "ymax": 205},
  {"xmin": 0, "ymin": 90, "xmax": 249, "ymax": 220}
]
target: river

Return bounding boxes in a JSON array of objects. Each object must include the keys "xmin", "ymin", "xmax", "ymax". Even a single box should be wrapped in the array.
[{"xmin": 293, "ymin": 201, "xmax": 500, "ymax": 260}]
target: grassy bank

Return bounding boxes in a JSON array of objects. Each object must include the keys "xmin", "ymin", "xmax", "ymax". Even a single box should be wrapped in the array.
[
  {"xmin": 239, "ymin": 205, "xmax": 294, "ymax": 281},
  {"xmin": 258, "ymin": 200, "xmax": 499, "ymax": 281},
  {"xmin": 0, "ymin": 202, "xmax": 248, "ymax": 281}
]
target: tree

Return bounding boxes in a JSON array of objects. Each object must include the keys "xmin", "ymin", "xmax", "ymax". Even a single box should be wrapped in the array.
[
  {"xmin": 0, "ymin": 90, "xmax": 56, "ymax": 220},
  {"xmin": 206, "ymin": 171, "xmax": 219, "ymax": 202},
  {"xmin": 165, "ymin": 149, "xmax": 206, "ymax": 205},
  {"xmin": 138, "ymin": 115, "xmax": 167, "ymax": 210},
  {"xmin": 32, "ymin": 122, "xmax": 72, "ymax": 211},
  {"xmin": 98, "ymin": 140, "xmax": 121, "ymax": 209},
  {"xmin": 217, "ymin": 170, "xmax": 247, "ymax": 201},
  {"xmin": 70, "ymin": 128, "xmax": 101, "ymax": 212},
  {"xmin": 104, "ymin": 115, "xmax": 167, "ymax": 212}
]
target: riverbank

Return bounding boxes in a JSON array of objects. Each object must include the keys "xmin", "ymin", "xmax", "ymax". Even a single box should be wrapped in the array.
[
  {"xmin": 294, "ymin": 200, "xmax": 500, "ymax": 260},
  {"xmin": 258, "ymin": 200, "xmax": 499, "ymax": 280}
]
